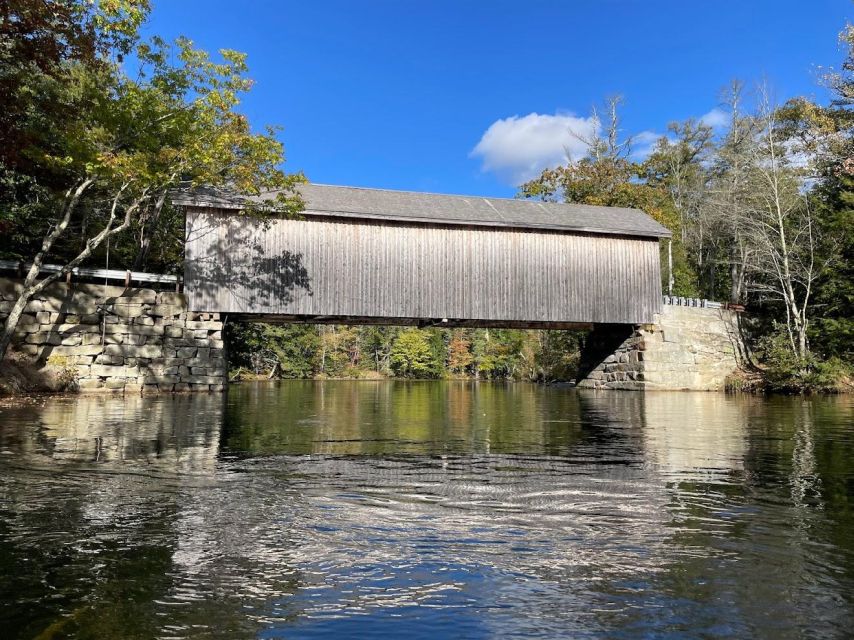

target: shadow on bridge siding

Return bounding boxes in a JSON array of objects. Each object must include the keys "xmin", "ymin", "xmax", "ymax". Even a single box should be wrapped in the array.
[{"xmin": 186, "ymin": 216, "xmax": 313, "ymax": 312}]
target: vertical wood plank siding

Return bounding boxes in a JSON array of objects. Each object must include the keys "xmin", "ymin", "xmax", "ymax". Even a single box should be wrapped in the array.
[{"xmin": 185, "ymin": 208, "xmax": 663, "ymax": 324}]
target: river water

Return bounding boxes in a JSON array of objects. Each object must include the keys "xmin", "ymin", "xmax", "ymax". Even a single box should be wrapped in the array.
[{"xmin": 0, "ymin": 381, "xmax": 853, "ymax": 639}]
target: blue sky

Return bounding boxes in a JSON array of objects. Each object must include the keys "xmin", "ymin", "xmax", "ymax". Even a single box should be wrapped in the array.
[{"xmin": 143, "ymin": 1, "xmax": 852, "ymax": 198}]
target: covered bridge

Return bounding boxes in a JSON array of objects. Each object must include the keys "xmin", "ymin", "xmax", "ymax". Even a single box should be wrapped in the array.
[{"xmin": 174, "ymin": 184, "xmax": 671, "ymax": 328}]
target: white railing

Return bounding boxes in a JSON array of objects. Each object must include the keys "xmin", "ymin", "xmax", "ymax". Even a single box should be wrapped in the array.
[
  {"xmin": 0, "ymin": 259, "xmax": 180, "ymax": 286},
  {"xmin": 662, "ymin": 295, "xmax": 723, "ymax": 309}
]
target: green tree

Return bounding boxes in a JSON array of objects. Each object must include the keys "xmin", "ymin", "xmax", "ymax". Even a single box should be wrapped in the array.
[
  {"xmin": 360, "ymin": 325, "xmax": 401, "ymax": 373},
  {"xmin": 226, "ymin": 323, "xmax": 320, "ymax": 378},
  {"xmin": 0, "ymin": 4, "xmax": 304, "ymax": 362},
  {"xmin": 390, "ymin": 328, "xmax": 439, "ymax": 378},
  {"xmin": 472, "ymin": 329, "xmax": 524, "ymax": 379},
  {"xmin": 518, "ymin": 97, "xmax": 699, "ymax": 297}
]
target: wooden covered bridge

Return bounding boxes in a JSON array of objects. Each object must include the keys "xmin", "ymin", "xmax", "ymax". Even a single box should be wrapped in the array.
[{"xmin": 173, "ymin": 184, "xmax": 671, "ymax": 329}]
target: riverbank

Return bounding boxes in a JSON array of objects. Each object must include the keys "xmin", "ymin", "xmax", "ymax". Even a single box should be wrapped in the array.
[{"xmin": 0, "ymin": 352, "xmax": 76, "ymax": 396}]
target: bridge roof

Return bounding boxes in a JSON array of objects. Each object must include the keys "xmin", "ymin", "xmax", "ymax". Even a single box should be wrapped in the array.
[{"xmin": 173, "ymin": 183, "xmax": 672, "ymax": 239}]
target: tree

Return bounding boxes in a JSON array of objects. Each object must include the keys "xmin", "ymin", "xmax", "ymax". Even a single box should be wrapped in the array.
[
  {"xmin": 0, "ymin": 8, "xmax": 304, "ymax": 362},
  {"xmin": 737, "ymin": 88, "xmax": 831, "ymax": 359},
  {"xmin": 390, "ymin": 328, "xmax": 438, "ymax": 378},
  {"xmin": 226, "ymin": 323, "xmax": 320, "ymax": 378},
  {"xmin": 360, "ymin": 326, "xmax": 400, "ymax": 373},
  {"xmin": 519, "ymin": 98, "xmax": 698, "ymax": 297},
  {"xmin": 447, "ymin": 329, "xmax": 473, "ymax": 375},
  {"xmin": 472, "ymin": 329, "xmax": 524, "ymax": 380}
]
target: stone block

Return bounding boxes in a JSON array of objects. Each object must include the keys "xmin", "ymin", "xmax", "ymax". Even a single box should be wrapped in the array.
[
  {"xmin": 78, "ymin": 378, "xmax": 105, "ymax": 390},
  {"xmin": 49, "ymin": 345, "xmax": 104, "ymax": 356},
  {"xmin": 134, "ymin": 316, "xmax": 155, "ymax": 326},
  {"xmin": 128, "ymin": 325, "xmax": 164, "ymax": 337},
  {"xmin": 185, "ymin": 321, "xmax": 222, "ymax": 331},
  {"xmin": 176, "ymin": 347, "xmax": 197, "ymax": 358},
  {"xmin": 111, "ymin": 303, "xmax": 146, "ymax": 318},
  {"xmin": 15, "ymin": 344, "xmax": 42, "ymax": 357},
  {"xmin": 90, "ymin": 364, "xmax": 137, "ymax": 378},
  {"xmin": 104, "ymin": 344, "xmax": 162, "ymax": 359},
  {"xmin": 105, "ymin": 288, "xmax": 156, "ymax": 305},
  {"xmin": 164, "ymin": 337, "xmax": 194, "ymax": 348},
  {"xmin": 186, "ymin": 375, "xmax": 224, "ymax": 385},
  {"xmin": 151, "ymin": 304, "xmax": 183, "ymax": 318},
  {"xmin": 142, "ymin": 375, "xmax": 179, "ymax": 385},
  {"xmin": 14, "ymin": 323, "xmax": 41, "ymax": 334},
  {"xmin": 156, "ymin": 292, "xmax": 186, "ymax": 306}
]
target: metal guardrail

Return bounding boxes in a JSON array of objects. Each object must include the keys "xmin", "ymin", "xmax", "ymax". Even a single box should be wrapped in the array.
[{"xmin": 0, "ymin": 259, "xmax": 180, "ymax": 287}]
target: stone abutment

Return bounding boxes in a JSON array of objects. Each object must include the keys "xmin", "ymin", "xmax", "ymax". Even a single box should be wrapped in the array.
[
  {"xmin": 577, "ymin": 305, "xmax": 744, "ymax": 391},
  {"xmin": 0, "ymin": 278, "xmax": 226, "ymax": 393}
]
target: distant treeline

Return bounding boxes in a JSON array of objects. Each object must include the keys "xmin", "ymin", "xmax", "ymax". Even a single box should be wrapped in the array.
[{"xmin": 226, "ymin": 324, "xmax": 583, "ymax": 382}]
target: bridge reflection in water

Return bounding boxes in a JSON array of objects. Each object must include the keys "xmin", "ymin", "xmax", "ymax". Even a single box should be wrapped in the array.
[{"xmin": 0, "ymin": 383, "xmax": 852, "ymax": 639}]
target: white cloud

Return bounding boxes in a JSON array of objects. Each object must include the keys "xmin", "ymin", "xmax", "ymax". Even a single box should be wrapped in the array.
[
  {"xmin": 700, "ymin": 107, "xmax": 731, "ymax": 130},
  {"xmin": 470, "ymin": 112, "xmax": 598, "ymax": 186},
  {"xmin": 630, "ymin": 130, "xmax": 663, "ymax": 161}
]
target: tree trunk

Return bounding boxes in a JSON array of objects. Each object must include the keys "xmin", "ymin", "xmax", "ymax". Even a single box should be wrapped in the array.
[
  {"xmin": 132, "ymin": 190, "xmax": 168, "ymax": 271},
  {"xmin": 0, "ymin": 182, "xmax": 144, "ymax": 364},
  {"xmin": 0, "ymin": 295, "xmax": 29, "ymax": 362}
]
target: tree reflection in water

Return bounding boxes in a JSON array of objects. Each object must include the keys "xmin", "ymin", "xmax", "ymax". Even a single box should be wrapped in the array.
[{"xmin": 0, "ymin": 383, "xmax": 852, "ymax": 639}]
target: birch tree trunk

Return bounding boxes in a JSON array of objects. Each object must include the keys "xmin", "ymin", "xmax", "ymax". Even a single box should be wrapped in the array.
[{"xmin": 0, "ymin": 183, "xmax": 146, "ymax": 363}]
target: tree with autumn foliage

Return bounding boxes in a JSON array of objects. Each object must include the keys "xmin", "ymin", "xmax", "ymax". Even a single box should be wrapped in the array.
[
  {"xmin": 518, "ymin": 97, "xmax": 699, "ymax": 297},
  {"xmin": 0, "ymin": 0, "xmax": 304, "ymax": 362}
]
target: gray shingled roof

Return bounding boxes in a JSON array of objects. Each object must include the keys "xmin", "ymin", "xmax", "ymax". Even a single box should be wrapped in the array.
[{"xmin": 172, "ymin": 183, "xmax": 672, "ymax": 239}]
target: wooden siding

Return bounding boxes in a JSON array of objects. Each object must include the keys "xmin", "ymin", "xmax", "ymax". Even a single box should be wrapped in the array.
[{"xmin": 184, "ymin": 208, "xmax": 663, "ymax": 325}]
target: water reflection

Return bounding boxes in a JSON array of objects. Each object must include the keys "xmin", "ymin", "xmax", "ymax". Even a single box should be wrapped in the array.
[{"xmin": 0, "ymin": 383, "xmax": 852, "ymax": 639}]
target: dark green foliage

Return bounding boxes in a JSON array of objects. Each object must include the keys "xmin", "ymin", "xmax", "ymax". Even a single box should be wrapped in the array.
[
  {"xmin": 757, "ymin": 327, "xmax": 850, "ymax": 394},
  {"xmin": 226, "ymin": 323, "xmax": 319, "ymax": 378},
  {"xmin": 807, "ymin": 175, "xmax": 854, "ymax": 361}
]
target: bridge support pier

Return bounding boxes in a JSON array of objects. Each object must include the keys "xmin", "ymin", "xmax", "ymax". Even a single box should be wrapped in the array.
[{"xmin": 577, "ymin": 306, "xmax": 743, "ymax": 391}]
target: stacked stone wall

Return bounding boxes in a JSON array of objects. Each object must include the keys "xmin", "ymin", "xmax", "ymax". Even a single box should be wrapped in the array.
[
  {"xmin": 578, "ymin": 306, "xmax": 742, "ymax": 391},
  {"xmin": 0, "ymin": 278, "xmax": 225, "ymax": 393}
]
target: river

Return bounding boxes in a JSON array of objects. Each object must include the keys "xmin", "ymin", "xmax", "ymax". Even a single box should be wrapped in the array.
[{"xmin": 0, "ymin": 381, "xmax": 852, "ymax": 639}]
